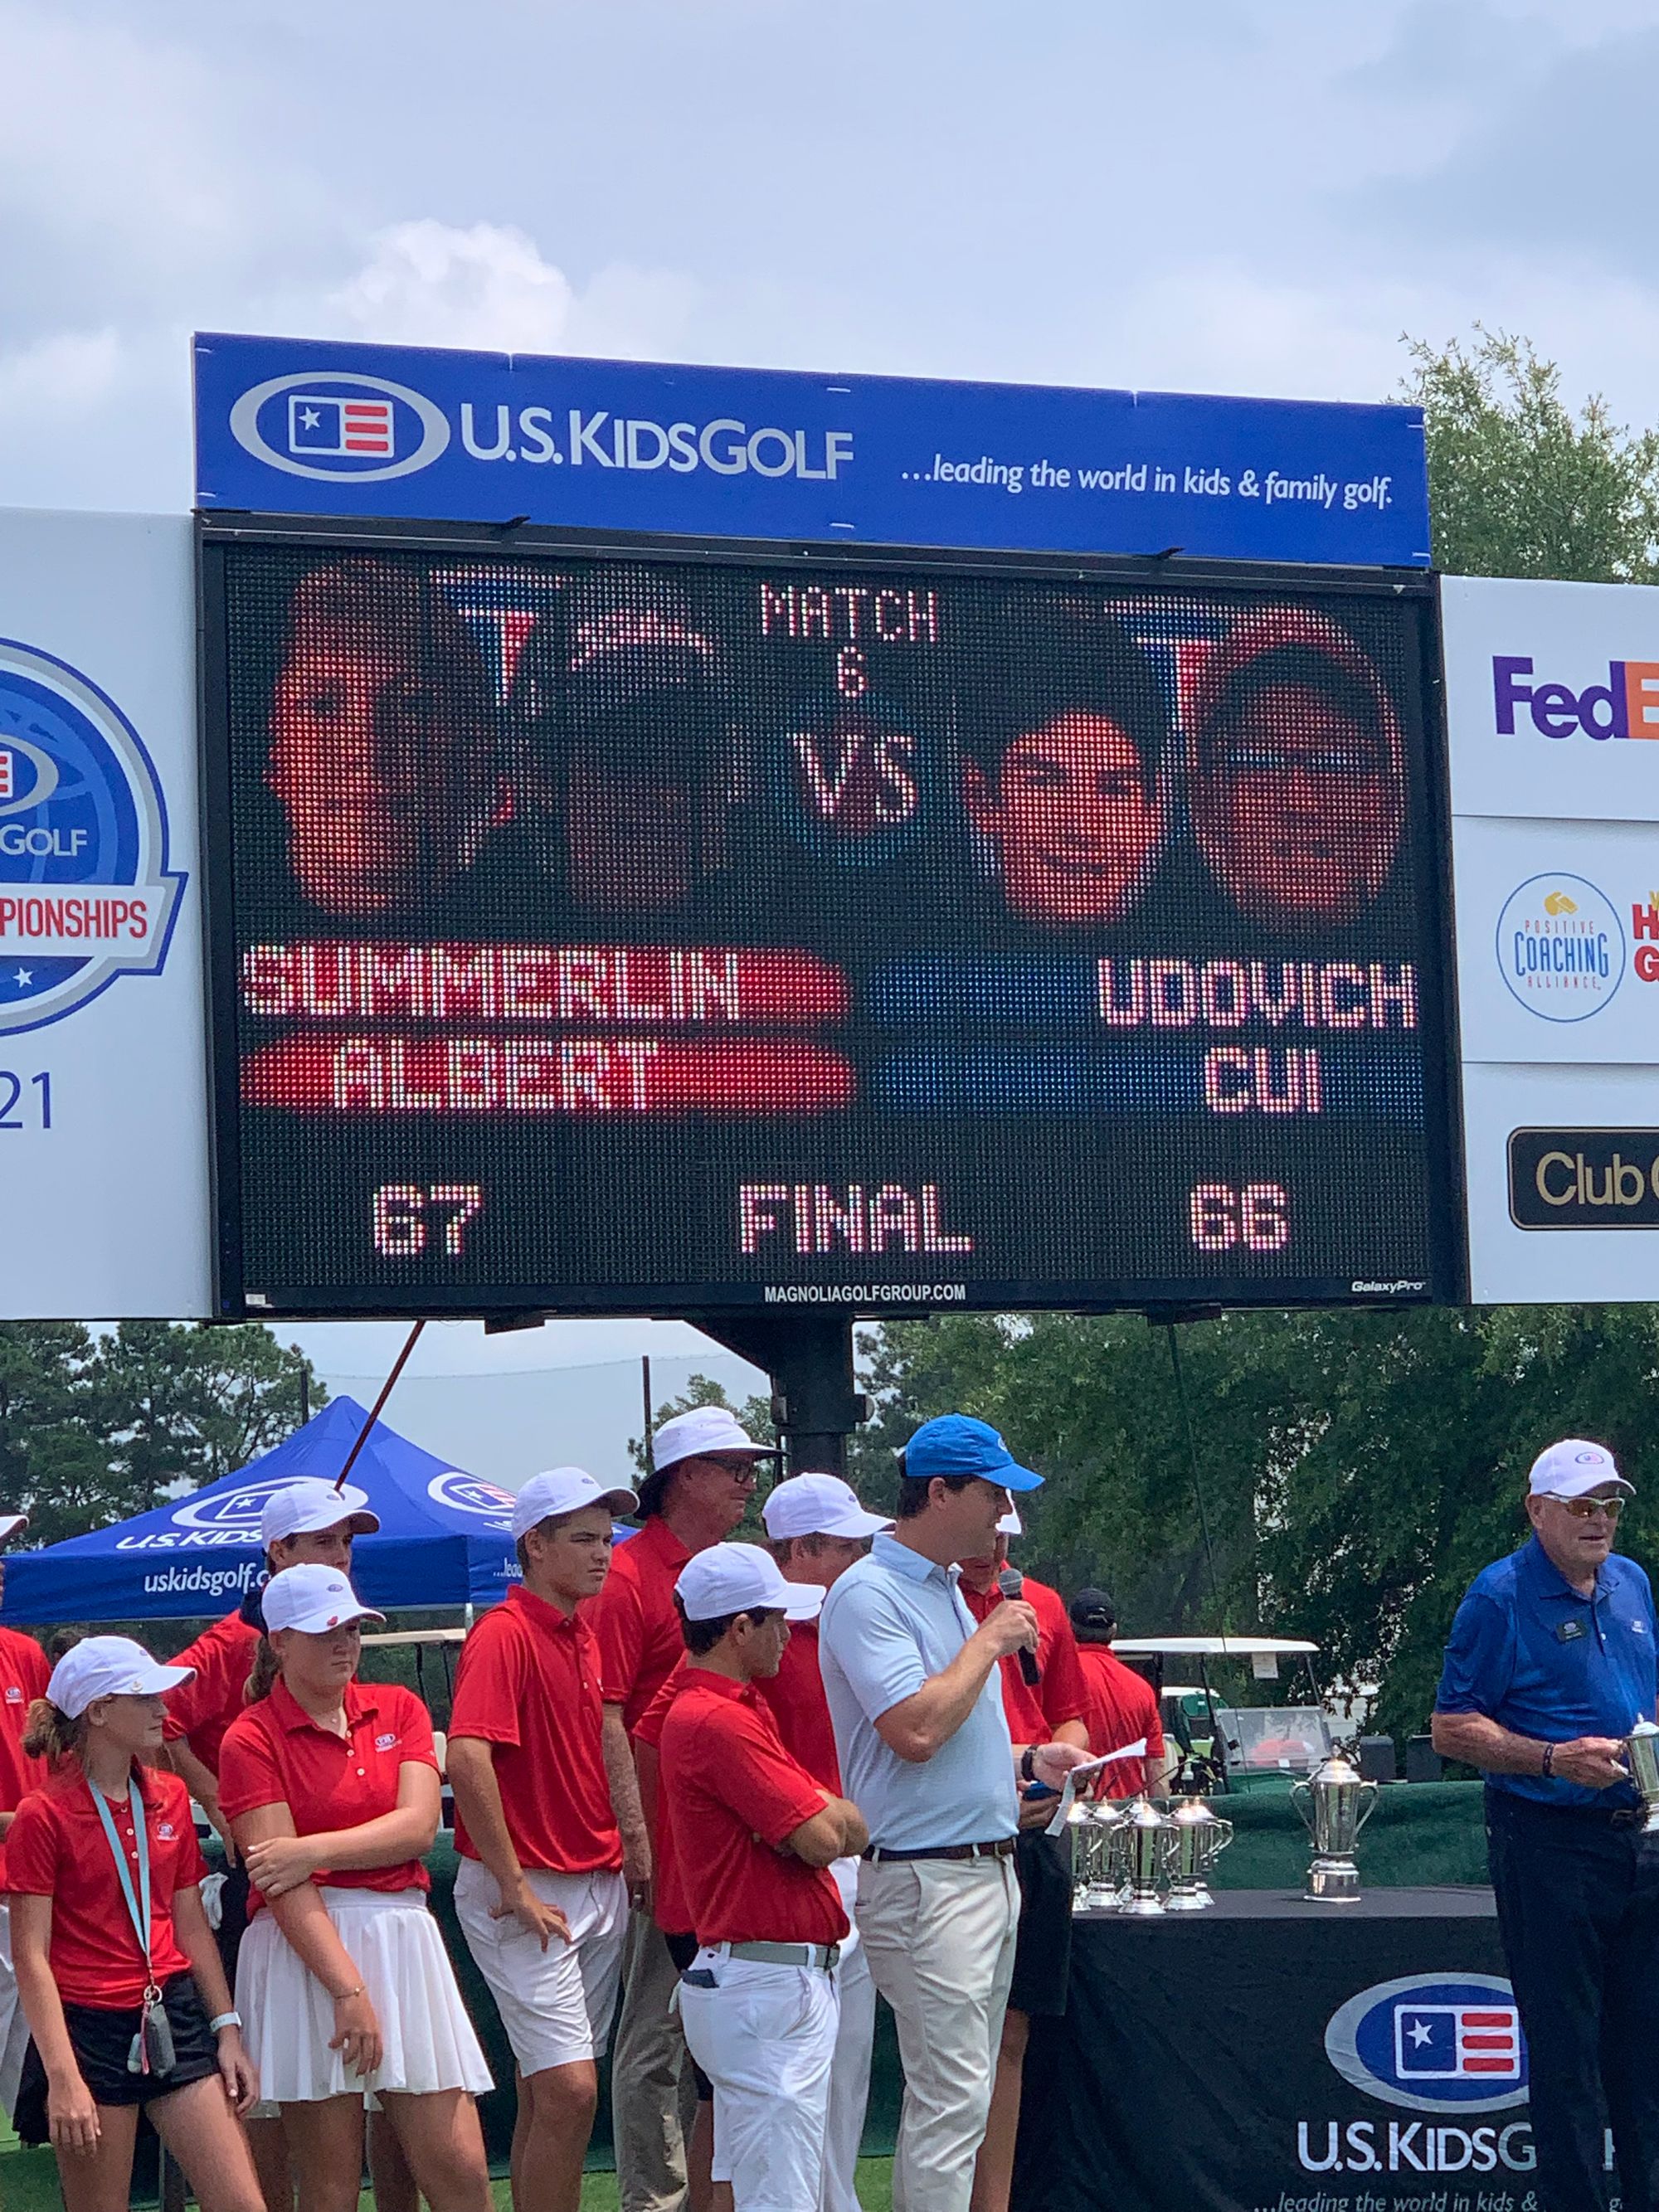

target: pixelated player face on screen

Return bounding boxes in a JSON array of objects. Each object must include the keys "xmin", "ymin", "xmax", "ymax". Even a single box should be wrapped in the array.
[
  {"xmin": 267, "ymin": 558, "xmax": 509, "ymax": 920},
  {"xmin": 1188, "ymin": 611, "xmax": 1405, "ymax": 927},
  {"xmin": 513, "ymin": 593, "xmax": 738, "ymax": 914},
  {"xmin": 963, "ymin": 605, "xmax": 1170, "ymax": 928},
  {"xmin": 963, "ymin": 709, "xmax": 1164, "ymax": 926}
]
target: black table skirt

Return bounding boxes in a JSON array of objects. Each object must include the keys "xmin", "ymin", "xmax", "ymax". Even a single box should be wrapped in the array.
[{"xmin": 1013, "ymin": 1887, "xmax": 1537, "ymax": 2212}]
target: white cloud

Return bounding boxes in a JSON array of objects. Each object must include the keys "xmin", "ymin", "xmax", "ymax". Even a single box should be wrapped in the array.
[
  {"xmin": 325, "ymin": 220, "xmax": 698, "ymax": 361},
  {"xmin": 0, "ymin": 329, "xmax": 124, "ymax": 421}
]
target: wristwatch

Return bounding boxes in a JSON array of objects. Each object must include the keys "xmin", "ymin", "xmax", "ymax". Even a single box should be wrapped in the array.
[{"xmin": 1020, "ymin": 1748, "xmax": 1038, "ymax": 1784}]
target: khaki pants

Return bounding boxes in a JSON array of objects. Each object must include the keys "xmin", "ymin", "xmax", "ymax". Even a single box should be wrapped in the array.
[
  {"xmin": 610, "ymin": 1906, "xmax": 698, "ymax": 2212},
  {"xmin": 856, "ymin": 1855, "xmax": 1019, "ymax": 2212}
]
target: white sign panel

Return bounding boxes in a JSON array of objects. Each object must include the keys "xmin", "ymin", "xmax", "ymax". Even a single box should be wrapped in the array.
[
  {"xmin": 1443, "ymin": 573, "xmax": 1659, "ymax": 820},
  {"xmin": 0, "ymin": 509, "xmax": 210, "ymax": 1316},
  {"xmin": 1445, "ymin": 574, "xmax": 1659, "ymax": 1300}
]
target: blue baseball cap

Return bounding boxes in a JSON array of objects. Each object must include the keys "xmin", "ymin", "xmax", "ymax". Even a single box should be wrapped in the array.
[{"xmin": 904, "ymin": 1414, "xmax": 1044, "ymax": 1494}]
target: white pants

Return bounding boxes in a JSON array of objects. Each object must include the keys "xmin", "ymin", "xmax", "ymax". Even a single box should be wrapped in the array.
[
  {"xmin": 856, "ymin": 1854, "xmax": 1020, "ymax": 2212},
  {"xmin": 0, "ymin": 1903, "xmax": 27, "ymax": 2125},
  {"xmin": 454, "ymin": 1857, "xmax": 628, "ymax": 2075},
  {"xmin": 679, "ymin": 1952, "xmax": 839, "ymax": 2212},
  {"xmin": 821, "ymin": 1859, "xmax": 873, "ymax": 2212}
]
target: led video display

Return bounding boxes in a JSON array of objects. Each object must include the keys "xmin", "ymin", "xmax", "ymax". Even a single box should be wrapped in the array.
[{"xmin": 202, "ymin": 533, "xmax": 1459, "ymax": 1315}]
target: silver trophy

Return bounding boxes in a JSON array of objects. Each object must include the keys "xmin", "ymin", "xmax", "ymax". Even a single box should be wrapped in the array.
[
  {"xmin": 1627, "ymin": 1720, "xmax": 1659, "ymax": 1832},
  {"xmin": 1291, "ymin": 1752, "xmax": 1379, "ymax": 1903},
  {"xmin": 1165, "ymin": 1797, "xmax": 1233, "ymax": 1911},
  {"xmin": 1118, "ymin": 1795, "xmax": 1178, "ymax": 1917},
  {"xmin": 1066, "ymin": 1799, "xmax": 1126, "ymax": 1914}
]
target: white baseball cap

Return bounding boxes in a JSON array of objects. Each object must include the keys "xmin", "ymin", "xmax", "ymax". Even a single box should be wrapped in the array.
[
  {"xmin": 1528, "ymin": 1439, "xmax": 1633, "ymax": 1500},
  {"xmin": 651, "ymin": 1406, "xmax": 781, "ymax": 1476},
  {"xmin": 261, "ymin": 1564, "xmax": 385, "ymax": 1636},
  {"xmin": 47, "ymin": 1635, "xmax": 194, "ymax": 1719},
  {"xmin": 0, "ymin": 1513, "xmax": 27, "ymax": 1548},
  {"xmin": 260, "ymin": 1480, "xmax": 380, "ymax": 1547},
  {"xmin": 513, "ymin": 1466, "xmax": 639, "ymax": 1542},
  {"xmin": 675, "ymin": 1542, "xmax": 825, "ymax": 1623},
  {"xmin": 998, "ymin": 1508, "xmax": 1024, "ymax": 1537},
  {"xmin": 761, "ymin": 1473, "xmax": 891, "ymax": 1542}
]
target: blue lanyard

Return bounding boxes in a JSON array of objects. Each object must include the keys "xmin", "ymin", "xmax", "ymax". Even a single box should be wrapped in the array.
[{"xmin": 88, "ymin": 1772, "xmax": 156, "ymax": 1995}]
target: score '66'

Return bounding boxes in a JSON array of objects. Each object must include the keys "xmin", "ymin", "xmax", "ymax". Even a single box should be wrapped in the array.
[{"xmin": 1189, "ymin": 1183, "xmax": 1290, "ymax": 1254}]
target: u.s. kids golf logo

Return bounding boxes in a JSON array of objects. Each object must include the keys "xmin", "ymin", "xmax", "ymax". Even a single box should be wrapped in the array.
[
  {"xmin": 1325, "ymin": 1974, "xmax": 1529, "ymax": 2113},
  {"xmin": 0, "ymin": 639, "xmax": 182, "ymax": 1033},
  {"xmin": 228, "ymin": 370, "xmax": 450, "ymax": 486},
  {"xmin": 1496, "ymin": 873, "xmax": 1625, "ymax": 1021}
]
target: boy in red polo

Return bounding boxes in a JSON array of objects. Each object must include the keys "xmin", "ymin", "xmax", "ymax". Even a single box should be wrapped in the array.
[
  {"xmin": 447, "ymin": 1467, "xmax": 640, "ymax": 2212},
  {"xmin": 1068, "ymin": 1588, "xmax": 1169, "ymax": 1798},
  {"xmin": 659, "ymin": 1544, "xmax": 868, "ymax": 2212},
  {"xmin": 591, "ymin": 1405, "xmax": 779, "ymax": 2212},
  {"xmin": 0, "ymin": 1513, "xmax": 50, "ymax": 2122}
]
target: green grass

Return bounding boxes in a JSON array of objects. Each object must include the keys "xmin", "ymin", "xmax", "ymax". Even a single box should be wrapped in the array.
[{"xmin": 0, "ymin": 2146, "xmax": 897, "ymax": 2211}]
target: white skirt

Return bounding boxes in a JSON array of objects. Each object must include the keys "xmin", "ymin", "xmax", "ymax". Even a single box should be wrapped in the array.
[{"xmin": 237, "ymin": 1886, "xmax": 493, "ymax": 2104}]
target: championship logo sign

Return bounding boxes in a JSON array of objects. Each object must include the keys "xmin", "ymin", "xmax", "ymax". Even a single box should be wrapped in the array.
[{"xmin": 0, "ymin": 638, "xmax": 183, "ymax": 1033}]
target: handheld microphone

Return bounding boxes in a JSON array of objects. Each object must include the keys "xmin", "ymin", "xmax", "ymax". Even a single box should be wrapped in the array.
[{"xmin": 997, "ymin": 1566, "xmax": 1041, "ymax": 1685}]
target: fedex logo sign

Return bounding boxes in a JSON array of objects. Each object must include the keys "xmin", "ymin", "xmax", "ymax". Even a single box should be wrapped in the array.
[{"xmin": 1494, "ymin": 656, "xmax": 1659, "ymax": 741}]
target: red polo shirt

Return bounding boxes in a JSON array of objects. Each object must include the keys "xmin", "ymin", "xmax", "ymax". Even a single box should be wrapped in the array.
[
  {"xmin": 160, "ymin": 1609, "xmax": 261, "ymax": 1777},
  {"xmin": 590, "ymin": 1516, "xmax": 693, "ymax": 1733},
  {"xmin": 1076, "ymin": 1644, "xmax": 1165, "ymax": 1797},
  {"xmin": 658, "ymin": 1671, "xmax": 846, "ymax": 1948},
  {"xmin": 6, "ymin": 1764, "xmax": 207, "ymax": 2009},
  {"xmin": 0, "ymin": 1626, "xmax": 48, "ymax": 1887},
  {"xmin": 960, "ymin": 1573, "xmax": 1090, "ymax": 1745},
  {"xmin": 753, "ymin": 1620, "xmax": 840, "ymax": 1793},
  {"xmin": 450, "ymin": 1583, "xmax": 620, "ymax": 1874},
  {"xmin": 218, "ymin": 1677, "xmax": 437, "ymax": 1914},
  {"xmin": 633, "ymin": 1662, "xmax": 691, "ymax": 1935}
]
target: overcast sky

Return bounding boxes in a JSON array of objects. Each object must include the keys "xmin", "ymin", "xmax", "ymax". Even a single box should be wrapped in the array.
[
  {"xmin": 7, "ymin": 0, "xmax": 1659, "ymax": 515},
  {"xmin": 10, "ymin": 0, "xmax": 1654, "ymax": 1396}
]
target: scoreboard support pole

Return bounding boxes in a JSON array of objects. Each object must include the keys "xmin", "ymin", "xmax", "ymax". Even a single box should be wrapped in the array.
[{"xmin": 689, "ymin": 1315, "xmax": 864, "ymax": 1475}]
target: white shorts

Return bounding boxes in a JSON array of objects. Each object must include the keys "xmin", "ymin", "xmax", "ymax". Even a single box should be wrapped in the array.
[
  {"xmin": 0, "ymin": 1902, "xmax": 28, "ymax": 2124},
  {"xmin": 680, "ymin": 1950, "xmax": 839, "ymax": 2212},
  {"xmin": 453, "ymin": 1856, "xmax": 628, "ymax": 2076},
  {"xmin": 237, "ymin": 1886, "xmax": 493, "ymax": 2105}
]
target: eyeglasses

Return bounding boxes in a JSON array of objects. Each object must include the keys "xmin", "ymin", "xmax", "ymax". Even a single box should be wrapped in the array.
[
  {"xmin": 1545, "ymin": 1494, "xmax": 1626, "ymax": 1521},
  {"xmin": 701, "ymin": 1456, "xmax": 762, "ymax": 1481}
]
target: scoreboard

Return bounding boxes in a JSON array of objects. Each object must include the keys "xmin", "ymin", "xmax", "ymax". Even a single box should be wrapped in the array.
[{"xmin": 200, "ymin": 524, "xmax": 1461, "ymax": 1319}]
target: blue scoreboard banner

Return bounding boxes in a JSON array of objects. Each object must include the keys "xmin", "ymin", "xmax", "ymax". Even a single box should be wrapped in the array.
[{"xmin": 194, "ymin": 333, "xmax": 1430, "ymax": 568}]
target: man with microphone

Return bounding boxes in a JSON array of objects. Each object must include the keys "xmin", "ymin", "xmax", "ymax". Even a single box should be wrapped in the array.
[
  {"xmin": 956, "ymin": 1510, "xmax": 1089, "ymax": 2212},
  {"xmin": 818, "ymin": 1416, "xmax": 1089, "ymax": 2212}
]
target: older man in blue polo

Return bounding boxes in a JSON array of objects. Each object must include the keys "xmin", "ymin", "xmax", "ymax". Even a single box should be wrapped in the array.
[
  {"xmin": 818, "ymin": 1415, "xmax": 1089, "ymax": 2212},
  {"xmin": 1433, "ymin": 1438, "xmax": 1659, "ymax": 2212}
]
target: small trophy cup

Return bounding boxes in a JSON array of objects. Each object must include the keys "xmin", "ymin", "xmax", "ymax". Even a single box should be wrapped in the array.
[
  {"xmin": 1067, "ymin": 1800, "xmax": 1125, "ymax": 1914},
  {"xmin": 1118, "ymin": 1795, "xmax": 1177, "ymax": 1917},
  {"xmin": 1291, "ymin": 1752, "xmax": 1379, "ymax": 1903},
  {"xmin": 1626, "ymin": 1719, "xmax": 1659, "ymax": 1832},
  {"xmin": 1165, "ymin": 1797, "xmax": 1233, "ymax": 1911}
]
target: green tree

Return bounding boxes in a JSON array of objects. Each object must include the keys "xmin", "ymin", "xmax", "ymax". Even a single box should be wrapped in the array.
[
  {"xmin": 1404, "ymin": 326, "xmax": 1659, "ymax": 582},
  {"xmin": 0, "ymin": 1325, "xmax": 109, "ymax": 1547}
]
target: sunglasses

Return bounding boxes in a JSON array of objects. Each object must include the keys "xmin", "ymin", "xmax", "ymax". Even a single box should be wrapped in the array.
[
  {"xmin": 1545, "ymin": 1494, "xmax": 1626, "ymax": 1521},
  {"xmin": 701, "ymin": 1456, "xmax": 763, "ymax": 1480}
]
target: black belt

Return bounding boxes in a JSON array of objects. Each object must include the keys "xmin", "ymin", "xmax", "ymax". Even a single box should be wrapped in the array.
[{"xmin": 863, "ymin": 1836, "xmax": 1017, "ymax": 1864}]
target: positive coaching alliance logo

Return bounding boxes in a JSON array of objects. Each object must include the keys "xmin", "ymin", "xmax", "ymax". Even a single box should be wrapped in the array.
[
  {"xmin": 229, "ymin": 370, "xmax": 450, "ymax": 484},
  {"xmin": 1496, "ymin": 873, "xmax": 1625, "ymax": 1023},
  {"xmin": 1325, "ymin": 1974, "xmax": 1529, "ymax": 2114},
  {"xmin": 0, "ymin": 639, "xmax": 183, "ymax": 1034}
]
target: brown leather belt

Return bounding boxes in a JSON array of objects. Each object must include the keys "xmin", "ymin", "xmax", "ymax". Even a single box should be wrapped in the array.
[{"xmin": 863, "ymin": 1836, "xmax": 1017, "ymax": 1864}]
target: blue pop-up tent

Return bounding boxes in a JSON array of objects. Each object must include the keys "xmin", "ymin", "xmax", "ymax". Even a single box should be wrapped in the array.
[{"xmin": 0, "ymin": 1398, "xmax": 521, "ymax": 1625}]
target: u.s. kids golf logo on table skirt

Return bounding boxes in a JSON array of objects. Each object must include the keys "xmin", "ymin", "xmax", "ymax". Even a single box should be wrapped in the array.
[
  {"xmin": 1325, "ymin": 1974, "xmax": 1529, "ymax": 2113},
  {"xmin": 0, "ymin": 638, "xmax": 183, "ymax": 1033},
  {"xmin": 1496, "ymin": 873, "xmax": 1624, "ymax": 1022}
]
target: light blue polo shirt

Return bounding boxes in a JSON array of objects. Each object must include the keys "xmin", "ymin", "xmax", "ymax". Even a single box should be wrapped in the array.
[
  {"xmin": 1435, "ymin": 1536, "xmax": 1657, "ymax": 1806},
  {"xmin": 818, "ymin": 1530, "xmax": 1017, "ymax": 1851}
]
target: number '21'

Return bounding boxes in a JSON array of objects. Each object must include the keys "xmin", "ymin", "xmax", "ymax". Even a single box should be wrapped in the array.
[{"xmin": 0, "ymin": 1072, "xmax": 51, "ymax": 1130}]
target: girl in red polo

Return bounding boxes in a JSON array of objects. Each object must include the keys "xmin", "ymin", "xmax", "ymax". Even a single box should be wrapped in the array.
[
  {"xmin": 5, "ymin": 1635, "xmax": 261, "ymax": 2212},
  {"xmin": 217, "ymin": 1564, "xmax": 491, "ymax": 2212}
]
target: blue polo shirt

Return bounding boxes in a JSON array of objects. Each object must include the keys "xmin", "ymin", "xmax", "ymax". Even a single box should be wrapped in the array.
[
  {"xmin": 1435, "ymin": 1537, "xmax": 1657, "ymax": 1806},
  {"xmin": 818, "ymin": 1531, "xmax": 1017, "ymax": 1851}
]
